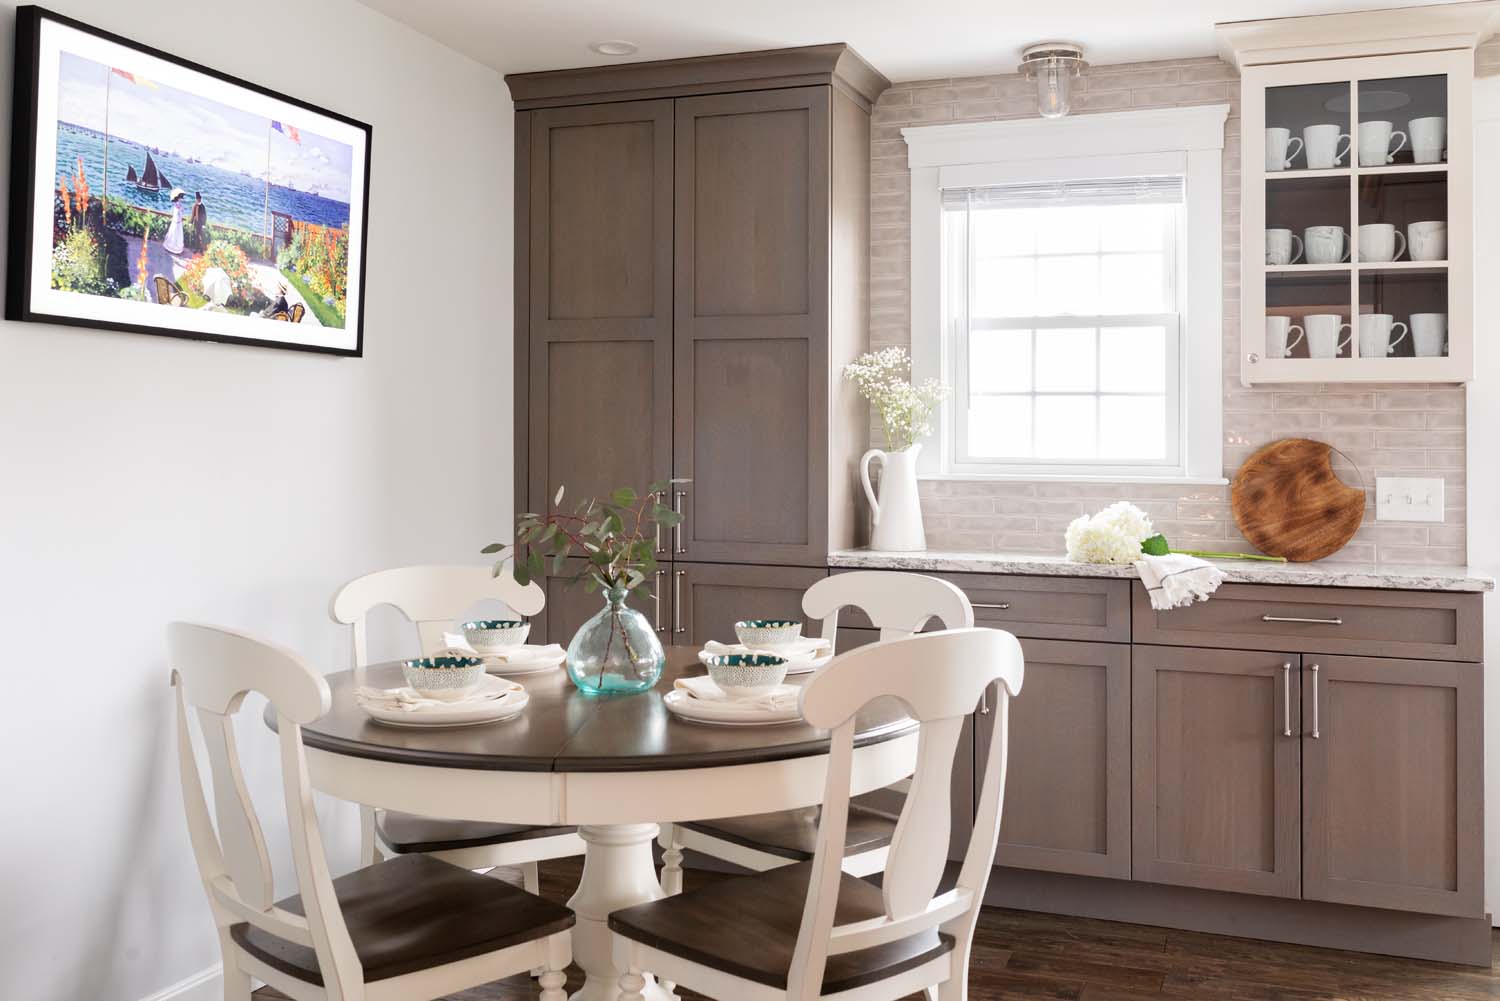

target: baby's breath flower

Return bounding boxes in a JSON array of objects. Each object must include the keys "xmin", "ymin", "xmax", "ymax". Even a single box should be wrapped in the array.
[{"xmin": 843, "ymin": 347, "xmax": 952, "ymax": 450}]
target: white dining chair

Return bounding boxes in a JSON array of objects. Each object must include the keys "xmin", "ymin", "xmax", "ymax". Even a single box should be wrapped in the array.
[
  {"xmin": 169, "ymin": 621, "xmax": 574, "ymax": 1001},
  {"xmin": 330, "ymin": 565, "xmax": 586, "ymax": 886},
  {"xmin": 659, "ymin": 571, "xmax": 974, "ymax": 886},
  {"xmin": 612, "ymin": 626, "xmax": 1024, "ymax": 1001}
]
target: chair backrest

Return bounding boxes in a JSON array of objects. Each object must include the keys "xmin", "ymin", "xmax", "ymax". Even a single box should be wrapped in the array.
[
  {"xmin": 802, "ymin": 570, "xmax": 974, "ymax": 647},
  {"xmin": 329, "ymin": 564, "xmax": 545, "ymax": 666},
  {"xmin": 168, "ymin": 623, "xmax": 364, "ymax": 998},
  {"xmin": 785, "ymin": 628, "xmax": 1024, "ymax": 1001}
]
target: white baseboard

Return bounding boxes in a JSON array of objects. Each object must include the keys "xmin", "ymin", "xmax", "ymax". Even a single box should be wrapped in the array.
[{"xmin": 137, "ymin": 964, "xmax": 223, "ymax": 1001}]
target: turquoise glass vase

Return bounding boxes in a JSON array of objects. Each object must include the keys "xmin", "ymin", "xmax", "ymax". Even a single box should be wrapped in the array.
[{"xmin": 565, "ymin": 586, "xmax": 665, "ymax": 694}]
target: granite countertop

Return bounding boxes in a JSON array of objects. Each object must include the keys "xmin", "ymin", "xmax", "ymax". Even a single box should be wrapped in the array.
[{"xmin": 828, "ymin": 548, "xmax": 1495, "ymax": 593}]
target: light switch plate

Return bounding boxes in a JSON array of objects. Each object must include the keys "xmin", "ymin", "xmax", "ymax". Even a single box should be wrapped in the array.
[{"xmin": 1376, "ymin": 476, "xmax": 1445, "ymax": 523}]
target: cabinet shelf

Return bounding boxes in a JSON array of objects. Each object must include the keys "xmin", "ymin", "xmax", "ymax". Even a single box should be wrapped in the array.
[
  {"xmin": 1265, "ymin": 167, "xmax": 1350, "ymax": 181},
  {"xmin": 1267, "ymin": 263, "xmax": 1350, "ymax": 274},
  {"xmin": 1355, "ymin": 261, "xmax": 1447, "ymax": 274}
]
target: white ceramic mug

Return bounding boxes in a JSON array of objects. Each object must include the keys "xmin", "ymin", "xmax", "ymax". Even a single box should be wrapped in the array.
[
  {"xmin": 1304, "ymin": 225, "xmax": 1350, "ymax": 265},
  {"xmin": 1357, "ymin": 313, "xmax": 1408, "ymax": 357},
  {"xmin": 1409, "ymin": 116, "xmax": 1447, "ymax": 164},
  {"xmin": 1357, "ymin": 120, "xmax": 1407, "ymax": 166},
  {"xmin": 1265, "ymin": 127, "xmax": 1303, "ymax": 172},
  {"xmin": 1266, "ymin": 315, "xmax": 1305, "ymax": 358},
  {"xmin": 1411, "ymin": 312, "xmax": 1449, "ymax": 356},
  {"xmin": 1408, "ymin": 221, "xmax": 1447, "ymax": 262},
  {"xmin": 1357, "ymin": 223, "xmax": 1407, "ymax": 263},
  {"xmin": 1304, "ymin": 314, "xmax": 1352, "ymax": 358},
  {"xmin": 1266, "ymin": 228, "xmax": 1304, "ymax": 266},
  {"xmin": 1303, "ymin": 123, "xmax": 1351, "ymax": 169}
]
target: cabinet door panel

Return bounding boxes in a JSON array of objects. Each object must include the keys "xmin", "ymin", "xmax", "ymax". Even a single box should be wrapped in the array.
[
  {"xmin": 987, "ymin": 639, "xmax": 1131, "ymax": 879},
  {"xmin": 1133, "ymin": 645, "xmax": 1301, "ymax": 898},
  {"xmin": 674, "ymin": 88, "xmax": 829, "ymax": 565},
  {"xmin": 1303, "ymin": 655, "xmax": 1483, "ymax": 917},
  {"xmin": 529, "ymin": 101, "xmax": 673, "ymax": 515},
  {"xmin": 674, "ymin": 563, "xmax": 827, "ymax": 648},
  {"xmin": 533, "ymin": 558, "xmax": 666, "ymax": 647}
]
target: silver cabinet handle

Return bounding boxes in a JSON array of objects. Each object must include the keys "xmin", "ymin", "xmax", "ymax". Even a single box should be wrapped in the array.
[
  {"xmin": 1310, "ymin": 663, "xmax": 1320, "ymax": 739},
  {"xmin": 673, "ymin": 570, "xmax": 686, "ymax": 634},
  {"xmin": 1282, "ymin": 663, "xmax": 1292, "ymax": 737},
  {"xmin": 673, "ymin": 490, "xmax": 687, "ymax": 555},
  {"xmin": 653, "ymin": 571, "xmax": 666, "ymax": 633},
  {"xmin": 973, "ymin": 602, "xmax": 1012, "ymax": 611},
  {"xmin": 1262, "ymin": 614, "xmax": 1343, "ymax": 626}
]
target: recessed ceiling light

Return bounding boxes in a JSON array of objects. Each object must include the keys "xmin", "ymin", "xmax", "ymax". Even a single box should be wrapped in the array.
[{"xmin": 589, "ymin": 40, "xmax": 638, "ymax": 57}]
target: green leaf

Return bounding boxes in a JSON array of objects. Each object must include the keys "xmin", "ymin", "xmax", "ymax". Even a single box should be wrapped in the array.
[
  {"xmin": 1141, "ymin": 534, "xmax": 1171, "ymax": 557},
  {"xmin": 554, "ymin": 484, "xmax": 566, "ymax": 507},
  {"xmin": 611, "ymin": 486, "xmax": 638, "ymax": 506},
  {"xmin": 552, "ymin": 550, "xmax": 568, "ymax": 576},
  {"xmin": 514, "ymin": 563, "xmax": 531, "ymax": 586},
  {"xmin": 480, "ymin": 542, "xmax": 506, "ymax": 554}
]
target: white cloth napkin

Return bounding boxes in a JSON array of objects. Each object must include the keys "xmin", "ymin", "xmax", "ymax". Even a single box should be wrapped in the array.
[
  {"xmin": 355, "ymin": 682, "xmax": 519, "ymax": 713},
  {"xmin": 1134, "ymin": 553, "xmax": 1226, "ymax": 611},
  {"xmin": 441, "ymin": 633, "xmax": 565, "ymax": 663},
  {"xmin": 701, "ymin": 637, "xmax": 831, "ymax": 662},
  {"xmin": 674, "ymin": 675, "xmax": 800, "ymax": 712}
]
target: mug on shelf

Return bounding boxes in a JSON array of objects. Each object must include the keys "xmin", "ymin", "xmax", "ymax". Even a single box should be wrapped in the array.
[
  {"xmin": 1266, "ymin": 228, "xmax": 1304, "ymax": 265},
  {"xmin": 1411, "ymin": 312, "xmax": 1449, "ymax": 357},
  {"xmin": 1304, "ymin": 314, "xmax": 1352, "ymax": 358},
  {"xmin": 1357, "ymin": 223, "xmax": 1406, "ymax": 263},
  {"xmin": 1357, "ymin": 313, "xmax": 1408, "ymax": 357},
  {"xmin": 1357, "ymin": 120, "xmax": 1407, "ymax": 166},
  {"xmin": 1304, "ymin": 225, "xmax": 1350, "ymax": 265},
  {"xmin": 1408, "ymin": 220, "xmax": 1447, "ymax": 262},
  {"xmin": 1409, "ymin": 116, "xmax": 1447, "ymax": 164},
  {"xmin": 1266, "ymin": 315, "xmax": 1305, "ymax": 358},
  {"xmin": 1265, "ymin": 127, "xmax": 1303, "ymax": 172},
  {"xmin": 1303, "ymin": 123, "xmax": 1351, "ymax": 169}
]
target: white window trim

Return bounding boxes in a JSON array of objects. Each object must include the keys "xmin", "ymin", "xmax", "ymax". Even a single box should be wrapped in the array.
[{"xmin": 906, "ymin": 104, "xmax": 1230, "ymax": 484}]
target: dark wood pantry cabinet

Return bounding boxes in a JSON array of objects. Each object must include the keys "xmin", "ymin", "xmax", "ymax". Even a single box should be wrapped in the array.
[{"xmin": 508, "ymin": 45, "xmax": 888, "ymax": 642}]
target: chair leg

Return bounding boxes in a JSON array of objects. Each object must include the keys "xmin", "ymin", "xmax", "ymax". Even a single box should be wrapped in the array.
[
  {"xmin": 523, "ymin": 860, "xmax": 541, "ymax": 895},
  {"xmin": 539, "ymin": 968, "xmax": 568, "ymax": 1001},
  {"xmin": 619, "ymin": 969, "xmax": 647, "ymax": 1001},
  {"xmin": 358, "ymin": 805, "xmax": 380, "ymax": 866},
  {"xmin": 659, "ymin": 824, "xmax": 684, "ymax": 896},
  {"xmin": 218, "ymin": 934, "xmax": 252, "ymax": 1001}
]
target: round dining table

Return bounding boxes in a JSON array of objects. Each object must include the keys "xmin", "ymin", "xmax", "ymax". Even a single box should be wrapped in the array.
[{"xmin": 277, "ymin": 646, "xmax": 919, "ymax": 1001}]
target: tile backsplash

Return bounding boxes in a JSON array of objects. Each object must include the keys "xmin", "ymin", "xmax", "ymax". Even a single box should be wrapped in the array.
[{"xmin": 868, "ymin": 47, "xmax": 1500, "ymax": 566}]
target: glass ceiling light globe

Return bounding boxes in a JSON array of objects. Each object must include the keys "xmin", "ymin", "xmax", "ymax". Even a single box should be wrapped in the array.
[{"xmin": 1019, "ymin": 43, "xmax": 1087, "ymax": 119}]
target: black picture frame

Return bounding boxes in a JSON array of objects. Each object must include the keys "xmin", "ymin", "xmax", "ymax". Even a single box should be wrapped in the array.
[{"xmin": 6, "ymin": 5, "xmax": 372, "ymax": 356}]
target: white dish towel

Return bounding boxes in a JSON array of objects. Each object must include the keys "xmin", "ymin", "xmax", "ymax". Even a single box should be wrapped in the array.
[{"xmin": 1134, "ymin": 553, "xmax": 1226, "ymax": 610}]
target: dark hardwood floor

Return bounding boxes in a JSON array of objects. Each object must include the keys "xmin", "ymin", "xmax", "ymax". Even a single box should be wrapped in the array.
[{"xmin": 256, "ymin": 859, "xmax": 1500, "ymax": 1000}]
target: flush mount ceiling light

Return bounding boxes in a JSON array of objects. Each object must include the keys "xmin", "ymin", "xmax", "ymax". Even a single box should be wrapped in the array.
[
  {"xmin": 1019, "ymin": 42, "xmax": 1088, "ymax": 119},
  {"xmin": 589, "ymin": 40, "xmax": 638, "ymax": 56}
]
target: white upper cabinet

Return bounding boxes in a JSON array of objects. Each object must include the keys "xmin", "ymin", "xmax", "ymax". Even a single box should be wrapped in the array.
[{"xmin": 1219, "ymin": 5, "xmax": 1499, "ymax": 385}]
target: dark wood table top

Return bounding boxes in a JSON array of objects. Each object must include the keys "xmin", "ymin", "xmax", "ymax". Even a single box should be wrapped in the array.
[{"xmin": 272, "ymin": 647, "xmax": 915, "ymax": 773}]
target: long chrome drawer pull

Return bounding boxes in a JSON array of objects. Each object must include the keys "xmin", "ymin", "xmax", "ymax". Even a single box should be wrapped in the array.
[
  {"xmin": 1262, "ymin": 614, "xmax": 1343, "ymax": 626},
  {"xmin": 673, "ymin": 490, "xmax": 687, "ymax": 556},
  {"xmin": 653, "ymin": 571, "xmax": 666, "ymax": 632},
  {"xmin": 673, "ymin": 570, "xmax": 686, "ymax": 634},
  {"xmin": 1282, "ymin": 663, "xmax": 1292, "ymax": 737},
  {"xmin": 973, "ymin": 602, "xmax": 1012, "ymax": 611},
  {"xmin": 1310, "ymin": 663, "xmax": 1320, "ymax": 739}
]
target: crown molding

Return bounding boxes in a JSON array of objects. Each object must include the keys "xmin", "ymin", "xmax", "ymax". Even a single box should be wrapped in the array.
[{"xmin": 1216, "ymin": 1, "xmax": 1500, "ymax": 68}]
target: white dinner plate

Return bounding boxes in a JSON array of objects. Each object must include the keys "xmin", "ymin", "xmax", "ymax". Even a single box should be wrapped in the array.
[
  {"xmin": 662, "ymin": 688, "xmax": 803, "ymax": 727},
  {"xmin": 483, "ymin": 648, "xmax": 566, "ymax": 676},
  {"xmin": 358, "ymin": 676, "xmax": 530, "ymax": 728}
]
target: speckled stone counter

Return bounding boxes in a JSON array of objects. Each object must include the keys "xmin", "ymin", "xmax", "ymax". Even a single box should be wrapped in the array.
[{"xmin": 828, "ymin": 548, "xmax": 1495, "ymax": 593}]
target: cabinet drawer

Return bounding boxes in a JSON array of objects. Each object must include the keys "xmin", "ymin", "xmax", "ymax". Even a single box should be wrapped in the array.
[
  {"xmin": 834, "ymin": 571, "xmax": 1131, "ymax": 643},
  {"xmin": 1132, "ymin": 583, "xmax": 1481, "ymax": 662}
]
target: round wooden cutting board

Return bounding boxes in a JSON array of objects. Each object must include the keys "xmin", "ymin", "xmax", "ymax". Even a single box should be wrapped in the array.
[{"xmin": 1231, "ymin": 438, "xmax": 1365, "ymax": 562}]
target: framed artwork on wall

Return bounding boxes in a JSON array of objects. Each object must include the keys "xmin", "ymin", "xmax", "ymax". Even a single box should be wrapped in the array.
[{"xmin": 6, "ymin": 5, "xmax": 372, "ymax": 356}]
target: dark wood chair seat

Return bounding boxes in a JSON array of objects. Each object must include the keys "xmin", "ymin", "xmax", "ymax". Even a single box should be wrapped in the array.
[
  {"xmin": 680, "ymin": 800, "xmax": 897, "ymax": 862},
  {"xmin": 231, "ymin": 854, "xmax": 575, "ymax": 985},
  {"xmin": 609, "ymin": 861, "xmax": 952, "ymax": 992},
  {"xmin": 376, "ymin": 810, "xmax": 576, "ymax": 855}
]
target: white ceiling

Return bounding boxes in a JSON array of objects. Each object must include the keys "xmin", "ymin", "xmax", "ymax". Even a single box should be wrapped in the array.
[{"xmin": 357, "ymin": 0, "xmax": 1464, "ymax": 82}]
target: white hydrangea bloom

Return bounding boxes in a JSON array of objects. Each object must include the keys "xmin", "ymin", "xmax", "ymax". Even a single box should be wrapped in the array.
[
  {"xmin": 1095, "ymin": 501, "xmax": 1155, "ymax": 545},
  {"xmin": 1064, "ymin": 502, "xmax": 1155, "ymax": 564}
]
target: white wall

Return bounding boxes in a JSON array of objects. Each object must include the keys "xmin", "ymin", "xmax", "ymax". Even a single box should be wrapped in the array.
[{"xmin": 0, "ymin": 2, "xmax": 514, "ymax": 998}]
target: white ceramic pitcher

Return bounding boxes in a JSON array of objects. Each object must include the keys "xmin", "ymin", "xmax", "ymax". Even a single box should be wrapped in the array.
[{"xmin": 859, "ymin": 443, "xmax": 927, "ymax": 552}]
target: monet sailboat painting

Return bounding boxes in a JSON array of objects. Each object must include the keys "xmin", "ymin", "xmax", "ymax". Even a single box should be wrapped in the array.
[{"xmin": 7, "ymin": 7, "xmax": 371, "ymax": 355}]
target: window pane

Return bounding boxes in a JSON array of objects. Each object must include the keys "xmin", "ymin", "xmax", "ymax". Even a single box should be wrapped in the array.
[
  {"xmin": 1035, "ymin": 396, "xmax": 1098, "ymax": 458},
  {"xmin": 1099, "ymin": 253, "xmax": 1168, "ymax": 313},
  {"xmin": 967, "ymin": 396, "xmax": 1032, "ymax": 458},
  {"xmin": 970, "ymin": 329, "xmax": 1032, "ymax": 393},
  {"xmin": 1036, "ymin": 206, "xmax": 1101, "ymax": 254},
  {"xmin": 1099, "ymin": 326, "xmax": 1167, "ymax": 393},
  {"xmin": 1035, "ymin": 327, "xmax": 1096, "ymax": 392},
  {"xmin": 1035, "ymin": 255, "xmax": 1098, "ymax": 314},
  {"xmin": 973, "ymin": 208, "xmax": 1035, "ymax": 257},
  {"xmin": 1099, "ymin": 396, "xmax": 1167, "ymax": 459},
  {"xmin": 973, "ymin": 257, "xmax": 1034, "ymax": 317},
  {"xmin": 1099, "ymin": 204, "xmax": 1168, "ymax": 252}
]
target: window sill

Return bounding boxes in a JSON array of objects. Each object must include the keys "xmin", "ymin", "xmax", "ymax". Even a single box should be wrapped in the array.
[{"xmin": 920, "ymin": 472, "xmax": 1229, "ymax": 487}]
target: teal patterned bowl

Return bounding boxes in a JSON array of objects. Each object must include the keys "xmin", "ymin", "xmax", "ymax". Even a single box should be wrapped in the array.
[
  {"xmin": 734, "ymin": 619, "xmax": 803, "ymax": 649},
  {"xmin": 704, "ymin": 653, "xmax": 789, "ymax": 698},
  {"xmin": 401, "ymin": 656, "xmax": 486, "ymax": 700},
  {"xmin": 462, "ymin": 619, "xmax": 530, "ymax": 653}
]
